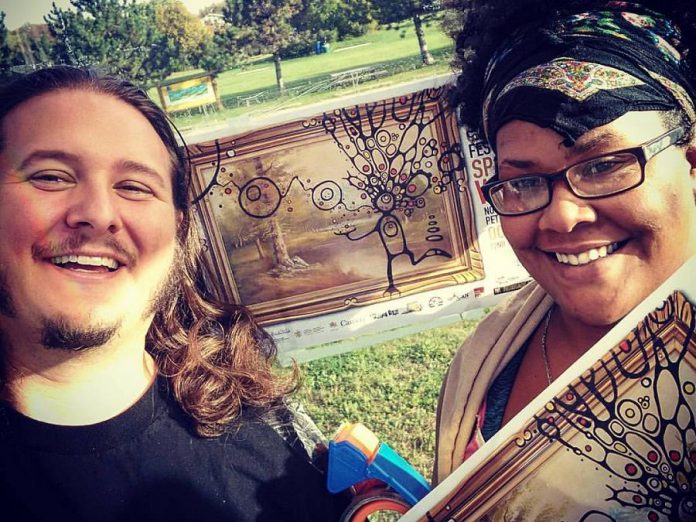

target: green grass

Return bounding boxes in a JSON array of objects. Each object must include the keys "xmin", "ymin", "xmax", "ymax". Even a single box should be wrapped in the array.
[
  {"xmin": 295, "ymin": 320, "xmax": 478, "ymax": 480},
  {"xmin": 214, "ymin": 21, "xmax": 453, "ymax": 95},
  {"xmin": 159, "ymin": 19, "xmax": 455, "ymax": 130}
]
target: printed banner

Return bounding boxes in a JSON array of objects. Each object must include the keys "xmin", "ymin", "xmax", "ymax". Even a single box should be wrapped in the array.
[
  {"xmin": 185, "ymin": 76, "xmax": 530, "ymax": 360},
  {"xmin": 161, "ymin": 75, "xmax": 217, "ymax": 112}
]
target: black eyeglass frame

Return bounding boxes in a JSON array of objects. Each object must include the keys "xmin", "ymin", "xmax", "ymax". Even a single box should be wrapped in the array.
[{"xmin": 481, "ymin": 126, "xmax": 687, "ymax": 217}]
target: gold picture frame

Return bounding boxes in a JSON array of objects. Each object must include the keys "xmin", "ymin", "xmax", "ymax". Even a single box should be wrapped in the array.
[{"xmin": 187, "ymin": 86, "xmax": 483, "ymax": 324}]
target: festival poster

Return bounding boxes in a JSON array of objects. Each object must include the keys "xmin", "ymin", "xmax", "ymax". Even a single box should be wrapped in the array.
[
  {"xmin": 458, "ymin": 126, "xmax": 530, "ymax": 296},
  {"xmin": 400, "ymin": 255, "xmax": 696, "ymax": 522},
  {"xmin": 185, "ymin": 75, "xmax": 529, "ymax": 359}
]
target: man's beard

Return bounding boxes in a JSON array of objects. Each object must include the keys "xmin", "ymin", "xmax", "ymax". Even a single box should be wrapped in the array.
[
  {"xmin": 0, "ymin": 266, "xmax": 16, "ymax": 317},
  {"xmin": 41, "ymin": 318, "xmax": 120, "ymax": 351},
  {"xmin": 0, "ymin": 243, "xmax": 184, "ymax": 352},
  {"xmin": 145, "ymin": 243, "xmax": 183, "ymax": 321},
  {"xmin": 40, "ymin": 255, "xmax": 182, "ymax": 352}
]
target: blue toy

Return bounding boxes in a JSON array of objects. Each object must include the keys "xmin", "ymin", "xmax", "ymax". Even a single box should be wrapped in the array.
[{"xmin": 327, "ymin": 422, "xmax": 431, "ymax": 511}]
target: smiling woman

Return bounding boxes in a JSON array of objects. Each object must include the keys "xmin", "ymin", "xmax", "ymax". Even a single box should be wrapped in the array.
[{"xmin": 435, "ymin": 0, "xmax": 696, "ymax": 484}]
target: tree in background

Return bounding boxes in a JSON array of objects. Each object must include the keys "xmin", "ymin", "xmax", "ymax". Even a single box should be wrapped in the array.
[
  {"xmin": 0, "ymin": 12, "xmax": 19, "ymax": 79},
  {"xmin": 45, "ymin": 0, "xmax": 222, "ymax": 85},
  {"xmin": 372, "ymin": 0, "xmax": 441, "ymax": 65},
  {"xmin": 151, "ymin": 0, "xmax": 212, "ymax": 73},
  {"xmin": 333, "ymin": 0, "xmax": 373, "ymax": 40},
  {"xmin": 45, "ymin": 0, "xmax": 165, "ymax": 84},
  {"xmin": 293, "ymin": 0, "xmax": 372, "ymax": 46},
  {"xmin": 8, "ymin": 24, "xmax": 53, "ymax": 71},
  {"xmin": 221, "ymin": 0, "xmax": 304, "ymax": 94},
  {"xmin": 199, "ymin": 2, "xmax": 226, "ymax": 17}
]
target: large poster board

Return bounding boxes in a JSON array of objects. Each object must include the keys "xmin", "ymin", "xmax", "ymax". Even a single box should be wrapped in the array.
[
  {"xmin": 188, "ymin": 85, "xmax": 483, "ymax": 324},
  {"xmin": 185, "ymin": 76, "xmax": 530, "ymax": 361},
  {"xmin": 400, "ymin": 255, "xmax": 696, "ymax": 522}
]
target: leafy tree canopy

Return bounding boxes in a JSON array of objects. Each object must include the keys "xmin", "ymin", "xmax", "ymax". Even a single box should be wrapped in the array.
[
  {"xmin": 151, "ymin": 0, "xmax": 210, "ymax": 71},
  {"xmin": 46, "ymin": 0, "xmax": 164, "ymax": 84},
  {"xmin": 222, "ymin": 0, "xmax": 303, "ymax": 58},
  {"xmin": 45, "ymin": 0, "xmax": 224, "ymax": 85},
  {"xmin": 0, "ymin": 12, "xmax": 17, "ymax": 79},
  {"xmin": 221, "ymin": 0, "xmax": 305, "ymax": 91},
  {"xmin": 293, "ymin": 0, "xmax": 373, "ymax": 43}
]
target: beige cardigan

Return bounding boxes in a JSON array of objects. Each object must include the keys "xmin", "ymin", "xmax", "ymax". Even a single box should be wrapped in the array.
[{"xmin": 433, "ymin": 282, "xmax": 554, "ymax": 484}]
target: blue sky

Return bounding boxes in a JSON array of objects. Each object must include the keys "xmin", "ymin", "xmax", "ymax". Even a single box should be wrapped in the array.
[{"xmin": 1, "ymin": 0, "xmax": 220, "ymax": 30}]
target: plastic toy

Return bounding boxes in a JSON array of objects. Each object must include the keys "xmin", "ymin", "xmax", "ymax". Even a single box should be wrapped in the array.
[{"xmin": 328, "ymin": 422, "xmax": 431, "ymax": 521}]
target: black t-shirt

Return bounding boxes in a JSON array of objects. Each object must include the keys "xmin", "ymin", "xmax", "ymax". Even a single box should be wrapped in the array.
[{"xmin": 0, "ymin": 379, "xmax": 348, "ymax": 522}]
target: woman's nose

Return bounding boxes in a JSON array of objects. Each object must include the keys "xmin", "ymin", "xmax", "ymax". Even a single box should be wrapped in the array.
[{"xmin": 537, "ymin": 181, "xmax": 597, "ymax": 233}]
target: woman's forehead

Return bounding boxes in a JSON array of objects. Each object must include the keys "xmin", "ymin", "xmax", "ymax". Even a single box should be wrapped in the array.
[{"xmin": 497, "ymin": 111, "xmax": 672, "ymax": 154}]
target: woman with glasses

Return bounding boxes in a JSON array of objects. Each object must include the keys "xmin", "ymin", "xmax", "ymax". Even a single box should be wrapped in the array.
[{"xmin": 435, "ymin": 0, "xmax": 696, "ymax": 484}]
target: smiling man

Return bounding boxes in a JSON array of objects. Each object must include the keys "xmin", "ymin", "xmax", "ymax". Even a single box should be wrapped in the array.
[{"xmin": 0, "ymin": 66, "xmax": 347, "ymax": 521}]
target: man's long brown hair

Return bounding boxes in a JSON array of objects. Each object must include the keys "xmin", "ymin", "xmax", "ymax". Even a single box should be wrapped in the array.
[{"xmin": 0, "ymin": 66, "xmax": 297, "ymax": 437}]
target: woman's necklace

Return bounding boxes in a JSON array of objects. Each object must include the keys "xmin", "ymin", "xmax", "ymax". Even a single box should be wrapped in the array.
[{"xmin": 541, "ymin": 305, "xmax": 555, "ymax": 386}]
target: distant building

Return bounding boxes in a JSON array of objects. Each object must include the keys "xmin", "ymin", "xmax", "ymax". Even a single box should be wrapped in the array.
[{"xmin": 200, "ymin": 13, "xmax": 225, "ymax": 30}]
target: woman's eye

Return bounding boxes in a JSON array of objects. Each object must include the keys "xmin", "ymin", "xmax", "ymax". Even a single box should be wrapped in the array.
[
  {"xmin": 580, "ymin": 154, "xmax": 634, "ymax": 177},
  {"xmin": 586, "ymin": 161, "xmax": 620, "ymax": 175}
]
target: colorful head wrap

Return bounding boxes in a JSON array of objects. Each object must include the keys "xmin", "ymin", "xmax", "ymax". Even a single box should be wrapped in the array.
[{"xmin": 481, "ymin": 2, "xmax": 696, "ymax": 148}]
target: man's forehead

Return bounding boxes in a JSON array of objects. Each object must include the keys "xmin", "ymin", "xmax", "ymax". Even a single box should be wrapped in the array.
[{"xmin": 2, "ymin": 90, "xmax": 172, "ymax": 163}]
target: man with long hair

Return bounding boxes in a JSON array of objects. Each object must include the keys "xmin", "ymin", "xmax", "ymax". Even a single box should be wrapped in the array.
[{"xmin": 0, "ymin": 66, "xmax": 347, "ymax": 521}]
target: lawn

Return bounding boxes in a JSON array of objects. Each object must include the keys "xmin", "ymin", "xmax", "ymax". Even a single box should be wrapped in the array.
[
  {"xmin": 162, "ymin": 18, "xmax": 456, "ymax": 130},
  {"xmin": 214, "ymin": 20, "xmax": 453, "ymax": 96},
  {"xmin": 295, "ymin": 319, "xmax": 478, "ymax": 480}
]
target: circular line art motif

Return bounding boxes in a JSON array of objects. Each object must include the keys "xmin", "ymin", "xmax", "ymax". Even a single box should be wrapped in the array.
[
  {"xmin": 312, "ymin": 180, "xmax": 343, "ymax": 211},
  {"xmin": 238, "ymin": 176, "xmax": 282, "ymax": 218}
]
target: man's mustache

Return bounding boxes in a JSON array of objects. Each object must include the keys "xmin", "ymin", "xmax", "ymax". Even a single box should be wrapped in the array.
[{"xmin": 31, "ymin": 234, "xmax": 137, "ymax": 267}]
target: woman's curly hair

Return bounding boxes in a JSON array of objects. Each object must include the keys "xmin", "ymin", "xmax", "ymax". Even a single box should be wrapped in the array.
[{"xmin": 442, "ymin": 0, "xmax": 696, "ymax": 133}]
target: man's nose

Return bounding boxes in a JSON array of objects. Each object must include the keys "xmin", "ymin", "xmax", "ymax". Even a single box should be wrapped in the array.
[
  {"xmin": 537, "ymin": 180, "xmax": 597, "ymax": 233},
  {"xmin": 64, "ymin": 183, "xmax": 123, "ymax": 234}
]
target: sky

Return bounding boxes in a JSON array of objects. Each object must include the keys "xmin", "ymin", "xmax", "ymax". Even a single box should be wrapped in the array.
[{"xmin": 0, "ymin": 0, "xmax": 220, "ymax": 30}]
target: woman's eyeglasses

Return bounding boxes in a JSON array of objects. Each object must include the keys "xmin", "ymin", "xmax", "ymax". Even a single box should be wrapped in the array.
[{"xmin": 482, "ymin": 126, "xmax": 686, "ymax": 216}]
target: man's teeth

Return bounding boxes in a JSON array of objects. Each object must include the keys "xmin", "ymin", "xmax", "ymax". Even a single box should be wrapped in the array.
[
  {"xmin": 51, "ymin": 255, "xmax": 119, "ymax": 270},
  {"xmin": 554, "ymin": 243, "xmax": 620, "ymax": 266}
]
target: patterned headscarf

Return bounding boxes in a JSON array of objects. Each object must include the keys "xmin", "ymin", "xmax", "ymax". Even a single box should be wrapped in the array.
[{"xmin": 481, "ymin": 2, "xmax": 696, "ymax": 149}]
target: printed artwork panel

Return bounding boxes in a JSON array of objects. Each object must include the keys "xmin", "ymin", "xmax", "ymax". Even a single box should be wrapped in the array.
[
  {"xmin": 188, "ymin": 87, "xmax": 483, "ymax": 323},
  {"xmin": 420, "ymin": 291, "xmax": 695, "ymax": 522}
]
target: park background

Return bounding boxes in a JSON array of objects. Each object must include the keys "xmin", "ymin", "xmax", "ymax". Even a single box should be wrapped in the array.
[{"xmin": 0, "ymin": 0, "xmax": 518, "ymax": 480}]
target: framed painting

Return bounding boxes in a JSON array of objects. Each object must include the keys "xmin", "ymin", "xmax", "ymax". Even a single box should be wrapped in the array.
[
  {"xmin": 402, "ymin": 256, "xmax": 696, "ymax": 522},
  {"xmin": 187, "ymin": 86, "xmax": 483, "ymax": 324}
]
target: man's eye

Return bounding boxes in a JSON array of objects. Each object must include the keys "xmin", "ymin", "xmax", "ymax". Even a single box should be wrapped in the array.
[
  {"xmin": 116, "ymin": 181, "xmax": 154, "ymax": 198},
  {"xmin": 28, "ymin": 171, "xmax": 74, "ymax": 189}
]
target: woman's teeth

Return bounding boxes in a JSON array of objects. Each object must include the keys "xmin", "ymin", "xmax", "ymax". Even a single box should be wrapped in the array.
[{"xmin": 554, "ymin": 242, "xmax": 620, "ymax": 266}]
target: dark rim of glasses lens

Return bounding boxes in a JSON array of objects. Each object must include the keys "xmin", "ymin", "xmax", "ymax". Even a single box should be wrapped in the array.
[{"xmin": 480, "ymin": 126, "xmax": 687, "ymax": 216}]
